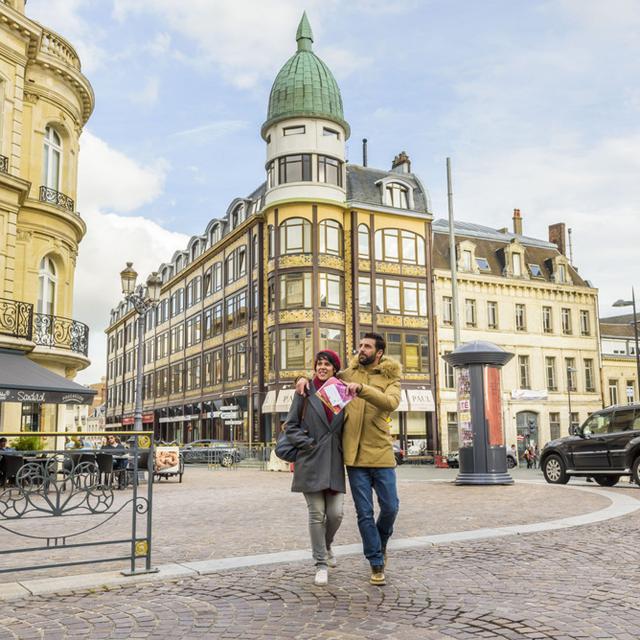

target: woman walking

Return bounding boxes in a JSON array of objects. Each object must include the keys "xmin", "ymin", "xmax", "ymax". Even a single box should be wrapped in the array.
[{"xmin": 284, "ymin": 350, "xmax": 346, "ymax": 586}]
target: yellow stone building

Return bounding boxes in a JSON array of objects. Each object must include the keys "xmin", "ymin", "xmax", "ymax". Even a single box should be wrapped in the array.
[
  {"xmin": 105, "ymin": 15, "xmax": 437, "ymax": 448},
  {"xmin": 0, "ymin": 0, "xmax": 95, "ymax": 433},
  {"xmin": 599, "ymin": 314, "xmax": 638, "ymax": 407},
  {"xmin": 434, "ymin": 212, "xmax": 602, "ymax": 458}
]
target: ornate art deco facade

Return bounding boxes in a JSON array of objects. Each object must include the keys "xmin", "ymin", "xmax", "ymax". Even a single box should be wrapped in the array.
[
  {"xmin": 0, "ymin": 0, "xmax": 94, "ymax": 432},
  {"xmin": 105, "ymin": 15, "xmax": 437, "ymax": 448}
]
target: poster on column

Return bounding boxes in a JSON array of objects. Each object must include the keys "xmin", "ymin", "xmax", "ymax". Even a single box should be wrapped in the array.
[
  {"xmin": 457, "ymin": 366, "xmax": 473, "ymax": 447},
  {"xmin": 484, "ymin": 365, "xmax": 504, "ymax": 446}
]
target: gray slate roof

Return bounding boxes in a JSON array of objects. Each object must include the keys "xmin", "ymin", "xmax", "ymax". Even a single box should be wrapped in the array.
[{"xmin": 346, "ymin": 164, "xmax": 431, "ymax": 213}]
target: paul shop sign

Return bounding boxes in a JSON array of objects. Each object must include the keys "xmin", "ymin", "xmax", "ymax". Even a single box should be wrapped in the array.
[{"xmin": 0, "ymin": 389, "xmax": 94, "ymax": 404}]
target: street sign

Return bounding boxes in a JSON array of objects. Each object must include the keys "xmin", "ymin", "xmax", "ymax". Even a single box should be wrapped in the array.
[
  {"xmin": 225, "ymin": 419, "xmax": 244, "ymax": 425},
  {"xmin": 220, "ymin": 405, "xmax": 240, "ymax": 411},
  {"xmin": 210, "ymin": 411, "xmax": 221, "ymax": 418},
  {"xmin": 220, "ymin": 412, "xmax": 239, "ymax": 419}
]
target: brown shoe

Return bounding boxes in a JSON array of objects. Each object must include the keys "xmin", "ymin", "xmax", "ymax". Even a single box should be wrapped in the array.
[{"xmin": 370, "ymin": 566, "xmax": 386, "ymax": 586}]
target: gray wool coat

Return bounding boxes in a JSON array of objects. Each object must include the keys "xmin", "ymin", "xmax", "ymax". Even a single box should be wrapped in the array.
[{"xmin": 284, "ymin": 383, "xmax": 346, "ymax": 494}]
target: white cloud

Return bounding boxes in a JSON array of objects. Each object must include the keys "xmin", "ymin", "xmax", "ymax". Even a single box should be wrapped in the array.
[
  {"xmin": 77, "ymin": 131, "xmax": 167, "ymax": 213},
  {"xmin": 26, "ymin": 0, "xmax": 108, "ymax": 73},
  {"xmin": 72, "ymin": 133, "xmax": 187, "ymax": 384},
  {"xmin": 169, "ymin": 119, "xmax": 248, "ymax": 145},
  {"xmin": 111, "ymin": 0, "xmax": 368, "ymax": 88},
  {"xmin": 128, "ymin": 76, "xmax": 161, "ymax": 107}
]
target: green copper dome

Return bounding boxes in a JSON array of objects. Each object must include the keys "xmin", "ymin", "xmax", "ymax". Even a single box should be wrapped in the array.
[{"xmin": 262, "ymin": 12, "xmax": 350, "ymax": 140}]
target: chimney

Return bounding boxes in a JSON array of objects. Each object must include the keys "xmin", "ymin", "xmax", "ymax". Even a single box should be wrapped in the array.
[
  {"xmin": 391, "ymin": 151, "xmax": 411, "ymax": 174},
  {"xmin": 548, "ymin": 222, "xmax": 567, "ymax": 255},
  {"xmin": 512, "ymin": 208, "xmax": 522, "ymax": 235},
  {"xmin": 362, "ymin": 138, "xmax": 368, "ymax": 167}
]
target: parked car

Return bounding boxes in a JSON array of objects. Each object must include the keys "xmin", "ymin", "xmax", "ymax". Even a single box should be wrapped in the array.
[
  {"xmin": 393, "ymin": 443, "xmax": 405, "ymax": 465},
  {"xmin": 181, "ymin": 440, "xmax": 243, "ymax": 467},
  {"xmin": 446, "ymin": 449, "xmax": 517, "ymax": 469},
  {"xmin": 540, "ymin": 403, "xmax": 640, "ymax": 486}
]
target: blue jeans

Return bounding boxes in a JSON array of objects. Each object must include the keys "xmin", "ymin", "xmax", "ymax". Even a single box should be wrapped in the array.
[{"xmin": 347, "ymin": 466, "xmax": 399, "ymax": 567}]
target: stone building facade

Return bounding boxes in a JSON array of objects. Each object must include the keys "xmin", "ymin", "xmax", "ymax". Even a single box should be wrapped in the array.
[{"xmin": 0, "ymin": 0, "xmax": 94, "ymax": 433}]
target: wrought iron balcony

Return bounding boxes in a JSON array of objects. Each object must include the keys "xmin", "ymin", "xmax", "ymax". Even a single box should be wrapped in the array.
[
  {"xmin": 0, "ymin": 154, "xmax": 8, "ymax": 174},
  {"xmin": 33, "ymin": 313, "xmax": 89, "ymax": 357},
  {"xmin": 39, "ymin": 186, "xmax": 75, "ymax": 213},
  {"xmin": 0, "ymin": 298, "xmax": 33, "ymax": 341}
]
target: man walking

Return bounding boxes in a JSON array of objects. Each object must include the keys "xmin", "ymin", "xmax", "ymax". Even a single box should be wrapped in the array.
[{"xmin": 297, "ymin": 332, "xmax": 401, "ymax": 585}]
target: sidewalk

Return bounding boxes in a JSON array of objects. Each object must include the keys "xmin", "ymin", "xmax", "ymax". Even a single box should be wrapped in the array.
[{"xmin": 1, "ymin": 469, "xmax": 639, "ymax": 638}]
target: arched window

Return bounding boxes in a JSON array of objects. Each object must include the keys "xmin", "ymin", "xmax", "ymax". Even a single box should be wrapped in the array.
[
  {"xmin": 268, "ymin": 225, "xmax": 275, "ymax": 258},
  {"xmin": 358, "ymin": 224, "xmax": 370, "ymax": 259},
  {"xmin": 42, "ymin": 125, "xmax": 62, "ymax": 190},
  {"xmin": 191, "ymin": 242, "xmax": 199, "ymax": 261},
  {"xmin": 318, "ymin": 220, "xmax": 343, "ymax": 256},
  {"xmin": 38, "ymin": 255, "xmax": 57, "ymax": 315},
  {"xmin": 279, "ymin": 218, "xmax": 311, "ymax": 255},
  {"xmin": 209, "ymin": 224, "xmax": 221, "ymax": 247},
  {"xmin": 386, "ymin": 182, "xmax": 409, "ymax": 209}
]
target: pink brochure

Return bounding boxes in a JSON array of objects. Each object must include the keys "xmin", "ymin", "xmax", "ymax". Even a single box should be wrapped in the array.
[{"xmin": 316, "ymin": 377, "xmax": 355, "ymax": 415}]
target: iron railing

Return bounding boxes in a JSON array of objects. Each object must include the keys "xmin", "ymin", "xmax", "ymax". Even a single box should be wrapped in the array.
[
  {"xmin": 33, "ymin": 312, "xmax": 90, "ymax": 356},
  {"xmin": 0, "ymin": 431, "xmax": 157, "ymax": 577},
  {"xmin": 0, "ymin": 298, "xmax": 33, "ymax": 341},
  {"xmin": 39, "ymin": 186, "xmax": 75, "ymax": 213},
  {"xmin": 0, "ymin": 154, "xmax": 8, "ymax": 173}
]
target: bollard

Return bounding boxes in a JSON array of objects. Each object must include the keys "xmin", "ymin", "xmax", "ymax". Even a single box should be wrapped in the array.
[{"xmin": 443, "ymin": 341, "xmax": 514, "ymax": 485}]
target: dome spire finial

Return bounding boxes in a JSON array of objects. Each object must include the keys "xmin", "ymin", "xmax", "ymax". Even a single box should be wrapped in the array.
[{"xmin": 296, "ymin": 11, "xmax": 313, "ymax": 52}]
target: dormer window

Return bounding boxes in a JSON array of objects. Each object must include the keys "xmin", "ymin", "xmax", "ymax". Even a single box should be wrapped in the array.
[
  {"xmin": 191, "ymin": 242, "xmax": 199, "ymax": 261},
  {"xmin": 476, "ymin": 257, "xmax": 490, "ymax": 271},
  {"xmin": 323, "ymin": 127, "xmax": 340, "ymax": 139},
  {"xmin": 529, "ymin": 263, "xmax": 542, "ymax": 278},
  {"xmin": 558, "ymin": 264, "xmax": 566, "ymax": 283},
  {"xmin": 512, "ymin": 252, "xmax": 522, "ymax": 276},
  {"xmin": 386, "ymin": 183, "xmax": 409, "ymax": 209},
  {"xmin": 461, "ymin": 250, "xmax": 472, "ymax": 271},
  {"xmin": 550, "ymin": 256, "xmax": 572, "ymax": 285},
  {"xmin": 283, "ymin": 125, "xmax": 305, "ymax": 136},
  {"xmin": 456, "ymin": 240, "xmax": 478, "ymax": 273}
]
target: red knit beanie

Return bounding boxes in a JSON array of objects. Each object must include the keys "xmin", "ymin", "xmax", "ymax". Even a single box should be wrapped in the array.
[{"xmin": 315, "ymin": 350, "xmax": 341, "ymax": 373}]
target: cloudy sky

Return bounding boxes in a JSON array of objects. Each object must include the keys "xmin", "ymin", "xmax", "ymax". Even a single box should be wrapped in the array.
[{"xmin": 25, "ymin": 0, "xmax": 640, "ymax": 383}]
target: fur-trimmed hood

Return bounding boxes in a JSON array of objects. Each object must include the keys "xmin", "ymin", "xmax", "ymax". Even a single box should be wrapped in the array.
[{"xmin": 348, "ymin": 355, "xmax": 402, "ymax": 379}]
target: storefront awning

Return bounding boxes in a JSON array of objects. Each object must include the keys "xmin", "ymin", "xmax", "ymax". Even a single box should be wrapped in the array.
[
  {"xmin": 407, "ymin": 389, "xmax": 435, "ymax": 412},
  {"xmin": 0, "ymin": 349, "xmax": 96, "ymax": 405},
  {"xmin": 261, "ymin": 390, "xmax": 277, "ymax": 413},
  {"xmin": 275, "ymin": 389, "xmax": 296, "ymax": 413}
]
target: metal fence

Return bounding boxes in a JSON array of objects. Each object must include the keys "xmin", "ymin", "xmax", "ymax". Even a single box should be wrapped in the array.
[{"xmin": 0, "ymin": 431, "xmax": 156, "ymax": 577}]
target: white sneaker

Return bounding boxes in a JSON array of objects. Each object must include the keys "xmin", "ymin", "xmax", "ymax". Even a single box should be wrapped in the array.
[
  {"xmin": 314, "ymin": 566, "xmax": 328, "ymax": 586},
  {"xmin": 327, "ymin": 548, "xmax": 337, "ymax": 568}
]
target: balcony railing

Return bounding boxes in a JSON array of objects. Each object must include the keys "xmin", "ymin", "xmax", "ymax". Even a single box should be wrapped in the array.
[
  {"xmin": 33, "ymin": 313, "xmax": 89, "ymax": 357},
  {"xmin": 39, "ymin": 186, "xmax": 75, "ymax": 213},
  {"xmin": 0, "ymin": 298, "xmax": 33, "ymax": 341},
  {"xmin": 0, "ymin": 154, "xmax": 8, "ymax": 174}
]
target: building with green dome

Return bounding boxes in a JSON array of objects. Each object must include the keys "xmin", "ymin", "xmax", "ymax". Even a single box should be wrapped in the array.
[{"xmin": 105, "ymin": 13, "xmax": 438, "ymax": 453}]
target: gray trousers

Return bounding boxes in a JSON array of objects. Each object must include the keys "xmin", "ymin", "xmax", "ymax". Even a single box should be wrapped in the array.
[{"xmin": 303, "ymin": 491, "xmax": 344, "ymax": 566}]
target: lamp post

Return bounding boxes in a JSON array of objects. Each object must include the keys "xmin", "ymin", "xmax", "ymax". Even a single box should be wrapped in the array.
[
  {"xmin": 613, "ymin": 289, "xmax": 640, "ymax": 399},
  {"xmin": 120, "ymin": 263, "xmax": 162, "ymax": 431},
  {"xmin": 567, "ymin": 366, "xmax": 577, "ymax": 433}
]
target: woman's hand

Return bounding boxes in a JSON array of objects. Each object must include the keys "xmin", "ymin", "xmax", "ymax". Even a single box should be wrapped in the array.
[{"xmin": 295, "ymin": 377, "xmax": 310, "ymax": 395}]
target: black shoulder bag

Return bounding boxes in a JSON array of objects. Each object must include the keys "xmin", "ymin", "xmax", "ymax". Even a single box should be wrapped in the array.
[{"xmin": 274, "ymin": 396, "xmax": 308, "ymax": 462}]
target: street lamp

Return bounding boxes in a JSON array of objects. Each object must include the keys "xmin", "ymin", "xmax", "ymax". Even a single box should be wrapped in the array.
[
  {"xmin": 119, "ymin": 263, "xmax": 162, "ymax": 431},
  {"xmin": 567, "ymin": 366, "xmax": 577, "ymax": 433},
  {"xmin": 613, "ymin": 288, "xmax": 640, "ymax": 399}
]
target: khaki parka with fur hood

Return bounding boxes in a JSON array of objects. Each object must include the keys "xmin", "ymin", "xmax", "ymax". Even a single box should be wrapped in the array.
[{"xmin": 338, "ymin": 355, "xmax": 401, "ymax": 467}]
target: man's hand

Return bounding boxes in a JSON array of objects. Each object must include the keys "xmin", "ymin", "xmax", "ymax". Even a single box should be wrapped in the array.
[
  {"xmin": 295, "ymin": 377, "xmax": 310, "ymax": 396},
  {"xmin": 347, "ymin": 382, "xmax": 362, "ymax": 396}
]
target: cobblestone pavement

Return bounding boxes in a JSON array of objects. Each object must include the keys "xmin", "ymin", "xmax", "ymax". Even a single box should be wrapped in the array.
[
  {"xmin": 1, "ymin": 491, "xmax": 639, "ymax": 640},
  {"xmin": 0, "ymin": 466, "xmax": 610, "ymax": 580},
  {"xmin": 1, "ymin": 469, "xmax": 639, "ymax": 639}
]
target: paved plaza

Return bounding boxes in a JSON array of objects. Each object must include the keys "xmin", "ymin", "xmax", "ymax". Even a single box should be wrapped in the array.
[{"xmin": 1, "ymin": 467, "xmax": 639, "ymax": 639}]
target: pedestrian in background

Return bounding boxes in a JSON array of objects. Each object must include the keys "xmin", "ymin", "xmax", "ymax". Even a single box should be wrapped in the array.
[{"xmin": 284, "ymin": 350, "xmax": 346, "ymax": 587}]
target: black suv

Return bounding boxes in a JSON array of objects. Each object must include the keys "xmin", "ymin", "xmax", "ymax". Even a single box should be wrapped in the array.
[{"xmin": 540, "ymin": 404, "xmax": 640, "ymax": 486}]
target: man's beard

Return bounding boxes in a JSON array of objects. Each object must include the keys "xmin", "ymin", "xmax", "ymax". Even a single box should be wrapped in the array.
[{"xmin": 358, "ymin": 353, "xmax": 376, "ymax": 366}]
